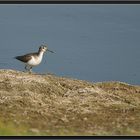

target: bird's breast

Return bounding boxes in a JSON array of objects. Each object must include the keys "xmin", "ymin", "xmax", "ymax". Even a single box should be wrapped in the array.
[{"xmin": 27, "ymin": 55, "xmax": 43, "ymax": 66}]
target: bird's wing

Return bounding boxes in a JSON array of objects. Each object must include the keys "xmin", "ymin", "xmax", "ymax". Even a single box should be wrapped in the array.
[{"xmin": 15, "ymin": 54, "xmax": 33, "ymax": 63}]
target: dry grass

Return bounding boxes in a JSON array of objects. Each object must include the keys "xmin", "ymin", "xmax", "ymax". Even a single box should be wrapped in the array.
[{"xmin": 0, "ymin": 69, "xmax": 140, "ymax": 136}]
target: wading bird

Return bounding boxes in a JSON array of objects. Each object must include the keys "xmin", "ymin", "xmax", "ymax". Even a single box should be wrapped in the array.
[{"xmin": 15, "ymin": 45, "xmax": 54, "ymax": 72}]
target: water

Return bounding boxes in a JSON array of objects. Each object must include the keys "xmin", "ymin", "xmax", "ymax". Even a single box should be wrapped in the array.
[{"xmin": 0, "ymin": 4, "xmax": 140, "ymax": 85}]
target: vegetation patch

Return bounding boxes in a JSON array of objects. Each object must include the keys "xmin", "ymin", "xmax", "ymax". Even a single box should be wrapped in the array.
[{"xmin": 0, "ymin": 69, "xmax": 140, "ymax": 136}]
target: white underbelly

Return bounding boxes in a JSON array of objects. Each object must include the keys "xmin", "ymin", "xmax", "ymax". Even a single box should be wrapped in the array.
[{"xmin": 27, "ymin": 56, "xmax": 42, "ymax": 66}]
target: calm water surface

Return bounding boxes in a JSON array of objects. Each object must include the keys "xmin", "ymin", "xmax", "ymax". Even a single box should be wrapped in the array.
[{"xmin": 0, "ymin": 4, "xmax": 140, "ymax": 85}]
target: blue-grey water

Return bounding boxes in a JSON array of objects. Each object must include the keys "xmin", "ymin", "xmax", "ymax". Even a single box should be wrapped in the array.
[{"xmin": 0, "ymin": 4, "xmax": 140, "ymax": 85}]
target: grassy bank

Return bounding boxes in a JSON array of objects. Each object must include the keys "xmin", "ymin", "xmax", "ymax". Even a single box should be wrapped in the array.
[{"xmin": 0, "ymin": 69, "xmax": 140, "ymax": 136}]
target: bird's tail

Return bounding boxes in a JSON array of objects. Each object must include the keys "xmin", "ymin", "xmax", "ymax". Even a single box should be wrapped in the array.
[{"xmin": 14, "ymin": 56, "xmax": 19, "ymax": 59}]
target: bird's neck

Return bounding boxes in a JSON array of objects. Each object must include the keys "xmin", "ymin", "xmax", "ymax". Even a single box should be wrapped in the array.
[{"xmin": 38, "ymin": 51, "xmax": 44, "ymax": 58}]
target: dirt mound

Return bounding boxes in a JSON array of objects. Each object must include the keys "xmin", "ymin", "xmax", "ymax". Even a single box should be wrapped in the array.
[{"xmin": 0, "ymin": 69, "xmax": 140, "ymax": 135}]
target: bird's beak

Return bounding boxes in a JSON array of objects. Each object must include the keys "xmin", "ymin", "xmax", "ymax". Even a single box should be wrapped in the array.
[{"xmin": 47, "ymin": 49, "xmax": 54, "ymax": 53}]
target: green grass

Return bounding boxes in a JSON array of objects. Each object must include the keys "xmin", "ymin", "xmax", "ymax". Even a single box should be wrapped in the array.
[
  {"xmin": 0, "ymin": 120, "xmax": 82, "ymax": 136},
  {"xmin": 0, "ymin": 121, "xmax": 26, "ymax": 136}
]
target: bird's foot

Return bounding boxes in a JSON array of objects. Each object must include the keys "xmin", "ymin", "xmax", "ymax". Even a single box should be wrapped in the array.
[{"xmin": 29, "ymin": 69, "xmax": 33, "ymax": 74}]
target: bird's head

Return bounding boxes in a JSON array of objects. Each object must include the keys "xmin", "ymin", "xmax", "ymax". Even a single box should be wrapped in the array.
[
  {"xmin": 39, "ymin": 45, "xmax": 47, "ymax": 53},
  {"xmin": 39, "ymin": 44, "xmax": 54, "ymax": 53}
]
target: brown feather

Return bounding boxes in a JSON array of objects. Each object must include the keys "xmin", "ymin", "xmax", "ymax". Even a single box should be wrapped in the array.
[{"xmin": 15, "ymin": 52, "xmax": 38, "ymax": 63}]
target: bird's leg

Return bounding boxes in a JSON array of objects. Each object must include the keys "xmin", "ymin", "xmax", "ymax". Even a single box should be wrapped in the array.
[
  {"xmin": 29, "ymin": 66, "xmax": 33, "ymax": 73},
  {"xmin": 24, "ymin": 65, "xmax": 29, "ymax": 72},
  {"xmin": 24, "ymin": 65, "xmax": 32, "ymax": 73}
]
